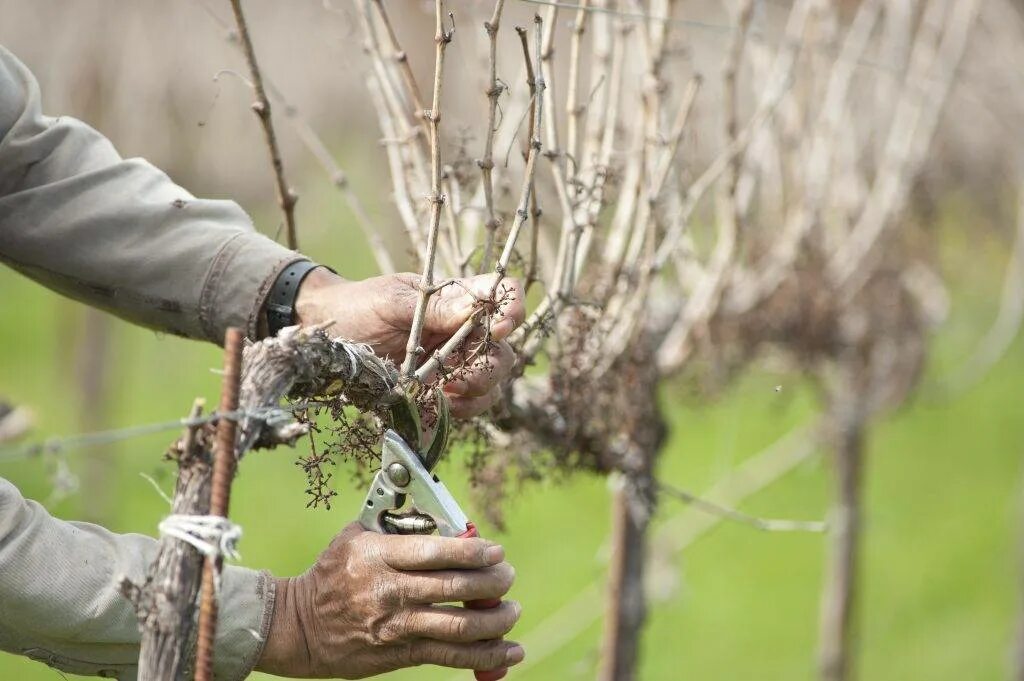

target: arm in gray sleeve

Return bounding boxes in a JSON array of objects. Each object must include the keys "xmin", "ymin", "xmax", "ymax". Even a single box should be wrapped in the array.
[
  {"xmin": 0, "ymin": 477, "xmax": 275, "ymax": 680},
  {"xmin": 0, "ymin": 45, "xmax": 304, "ymax": 342}
]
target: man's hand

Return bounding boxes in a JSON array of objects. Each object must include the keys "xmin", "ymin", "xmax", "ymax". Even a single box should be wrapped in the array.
[
  {"xmin": 256, "ymin": 524, "xmax": 524, "ymax": 679},
  {"xmin": 294, "ymin": 269, "xmax": 525, "ymax": 418}
]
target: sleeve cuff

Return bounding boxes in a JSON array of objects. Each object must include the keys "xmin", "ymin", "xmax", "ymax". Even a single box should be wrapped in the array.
[
  {"xmin": 213, "ymin": 567, "xmax": 276, "ymax": 681},
  {"xmin": 198, "ymin": 230, "xmax": 309, "ymax": 343}
]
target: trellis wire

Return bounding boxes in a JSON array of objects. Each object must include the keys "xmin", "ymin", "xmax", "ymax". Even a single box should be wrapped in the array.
[{"xmin": 0, "ymin": 400, "xmax": 329, "ymax": 463}]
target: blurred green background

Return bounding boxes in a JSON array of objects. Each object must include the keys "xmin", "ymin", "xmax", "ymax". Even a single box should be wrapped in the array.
[{"xmin": 1, "ymin": 179, "xmax": 1021, "ymax": 681}]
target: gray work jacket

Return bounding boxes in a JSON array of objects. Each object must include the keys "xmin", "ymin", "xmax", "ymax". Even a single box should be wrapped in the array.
[{"xmin": 0, "ymin": 46, "xmax": 302, "ymax": 679}]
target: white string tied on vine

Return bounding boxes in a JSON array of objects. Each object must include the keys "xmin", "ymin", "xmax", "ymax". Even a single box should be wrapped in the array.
[{"xmin": 158, "ymin": 514, "xmax": 243, "ymax": 561}]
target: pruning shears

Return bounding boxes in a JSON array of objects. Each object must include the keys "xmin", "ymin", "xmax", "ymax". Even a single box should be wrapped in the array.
[{"xmin": 358, "ymin": 394, "xmax": 507, "ymax": 681}]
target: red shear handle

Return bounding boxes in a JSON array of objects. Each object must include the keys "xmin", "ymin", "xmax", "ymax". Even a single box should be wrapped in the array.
[{"xmin": 457, "ymin": 522, "xmax": 508, "ymax": 681}]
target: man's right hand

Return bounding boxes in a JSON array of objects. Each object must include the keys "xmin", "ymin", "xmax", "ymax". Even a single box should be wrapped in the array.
[{"xmin": 255, "ymin": 523, "xmax": 524, "ymax": 679}]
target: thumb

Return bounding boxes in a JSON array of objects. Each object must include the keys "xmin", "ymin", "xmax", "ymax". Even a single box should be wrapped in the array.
[
  {"xmin": 423, "ymin": 275, "xmax": 525, "ymax": 341},
  {"xmin": 423, "ymin": 276, "xmax": 492, "ymax": 336}
]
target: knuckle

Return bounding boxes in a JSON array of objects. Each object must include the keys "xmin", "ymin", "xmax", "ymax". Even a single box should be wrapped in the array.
[
  {"xmin": 441, "ymin": 572, "xmax": 462, "ymax": 602},
  {"xmin": 468, "ymin": 539, "xmax": 489, "ymax": 566},
  {"xmin": 381, "ymin": 611, "xmax": 411, "ymax": 644},
  {"xmin": 366, "ymin": 612, "xmax": 392, "ymax": 646},
  {"xmin": 412, "ymin": 537, "xmax": 438, "ymax": 566},
  {"xmin": 476, "ymin": 640, "xmax": 508, "ymax": 669},
  {"xmin": 389, "ymin": 276, "xmax": 418, "ymax": 310},
  {"xmin": 441, "ymin": 645, "xmax": 462, "ymax": 668},
  {"xmin": 447, "ymin": 613, "xmax": 470, "ymax": 641},
  {"xmin": 375, "ymin": 572, "xmax": 404, "ymax": 608}
]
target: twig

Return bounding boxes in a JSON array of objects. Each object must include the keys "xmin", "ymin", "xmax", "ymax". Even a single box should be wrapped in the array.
[
  {"xmin": 516, "ymin": 0, "xmax": 732, "ymax": 32},
  {"xmin": 227, "ymin": 0, "xmax": 299, "ymax": 250},
  {"xmin": 357, "ymin": 0, "xmax": 432, "ymax": 262},
  {"xmin": 366, "ymin": 74, "xmax": 427, "ymax": 258},
  {"xmin": 478, "ymin": 0, "xmax": 507, "ymax": 273},
  {"xmin": 414, "ymin": 15, "xmax": 546, "ymax": 384},
  {"xmin": 718, "ymin": 0, "xmax": 754, "ymax": 236},
  {"xmin": 568, "ymin": 0, "xmax": 615, "ymax": 273},
  {"xmin": 401, "ymin": 0, "xmax": 455, "ymax": 377},
  {"xmin": 371, "ymin": 0, "xmax": 431, "ymax": 143},
  {"xmin": 565, "ymin": 0, "xmax": 590, "ymax": 178},
  {"xmin": 197, "ymin": 0, "xmax": 391, "ymax": 271}
]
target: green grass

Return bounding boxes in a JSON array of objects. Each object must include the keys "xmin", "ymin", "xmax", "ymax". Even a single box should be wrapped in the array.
[{"xmin": 0, "ymin": 187, "xmax": 1021, "ymax": 680}]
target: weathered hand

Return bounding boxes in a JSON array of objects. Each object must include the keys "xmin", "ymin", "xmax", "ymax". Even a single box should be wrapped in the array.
[
  {"xmin": 256, "ymin": 523, "xmax": 524, "ymax": 679},
  {"xmin": 294, "ymin": 269, "xmax": 525, "ymax": 418}
]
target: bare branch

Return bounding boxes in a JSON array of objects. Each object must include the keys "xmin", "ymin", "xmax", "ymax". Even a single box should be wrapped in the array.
[
  {"xmin": 402, "ymin": 0, "xmax": 455, "ymax": 378},
  {"xmin": 478, "ymin": 0, "xmax": 508, "ymax": 273},
  {"xmin": 565, "ymin": 0, "xmax": 590, "ymax": 177},
  {"xmin": 198, "ymin": 0, "xmax": 392, "ymax": 271},
  {"xmin": 371, "ymin": 0, "xmax": 431, "ymax": 142},
  {"xmin": 415, "ymin": 15, "xmax": 547, "ymax": 383},
  {"xmin": 227, "ymin": 0, "xmax": 299, "ymax": 250}
]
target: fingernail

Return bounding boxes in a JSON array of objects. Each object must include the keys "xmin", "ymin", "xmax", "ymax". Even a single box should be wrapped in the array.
[
  {"xmin": 484, "ymin": 544, "xmax": 505, "ymax": 565},
  {"xmin": 505, "ymin": 645, "xmax": 526, "ymax": 665},
  {"xmin": 511, "ymin": 600, "xmax": 523, "ymax": 618}
]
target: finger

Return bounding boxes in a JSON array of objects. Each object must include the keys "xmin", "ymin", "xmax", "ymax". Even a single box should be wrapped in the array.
[
  {"xmin": 411, "ymin": 639, "xmax": 525, "ymax": 670},
  {"xmin": 402, "ymin": 601, "xmax": 521, "ymax": 643},
  {"xmin": 443, "ymin": 340, "xmax": 514, "ymax": 398},
  {"xmin": 375, "ymin": 533, "xmax": 505, "ymax": 570},
  {"xmin": 448, "ymin": 387, "xmax": 501, "ymax": 419},
  {"xmin": 401, "ymin": 563, "xmax": 515, "ymax": 604}
]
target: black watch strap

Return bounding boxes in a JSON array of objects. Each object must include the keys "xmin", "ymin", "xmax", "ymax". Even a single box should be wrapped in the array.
[{"xmin": 265, "ymin": 260, "xmax": 321, "ymax": 337}]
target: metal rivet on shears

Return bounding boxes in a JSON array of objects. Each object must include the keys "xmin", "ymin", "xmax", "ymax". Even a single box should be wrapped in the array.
[{"xmin": 387, "ymin": 462, "xmax": 411, "ymax": 487}]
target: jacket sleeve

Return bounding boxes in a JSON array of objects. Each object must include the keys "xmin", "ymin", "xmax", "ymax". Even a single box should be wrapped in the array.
[
  {"xmin": 0, "ymin": 45, "xmax": 305, "ymax": 343},
  {"xmin": 0, "ymin": 477, "xmax": 274, "ymax": 681}
]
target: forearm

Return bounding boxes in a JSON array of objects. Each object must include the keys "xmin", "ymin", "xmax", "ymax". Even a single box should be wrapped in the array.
[
  {"xmin": 0, "ymin": 46, "xmax": 303, "ymax": 343},
  {"xmin": 0, "ymin": 477, "xmax": 274, "ymax": 680}
]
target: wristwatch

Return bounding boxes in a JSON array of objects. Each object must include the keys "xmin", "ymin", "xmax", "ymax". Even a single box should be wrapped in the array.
[{"xmin": 265, "ymin": 259, "xmax": 322, "ymax": 337}]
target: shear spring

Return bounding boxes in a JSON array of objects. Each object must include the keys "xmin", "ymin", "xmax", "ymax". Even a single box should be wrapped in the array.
[{"xmin": 382, "ymin": 512, "xmax": 437, "ymax": 534}]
